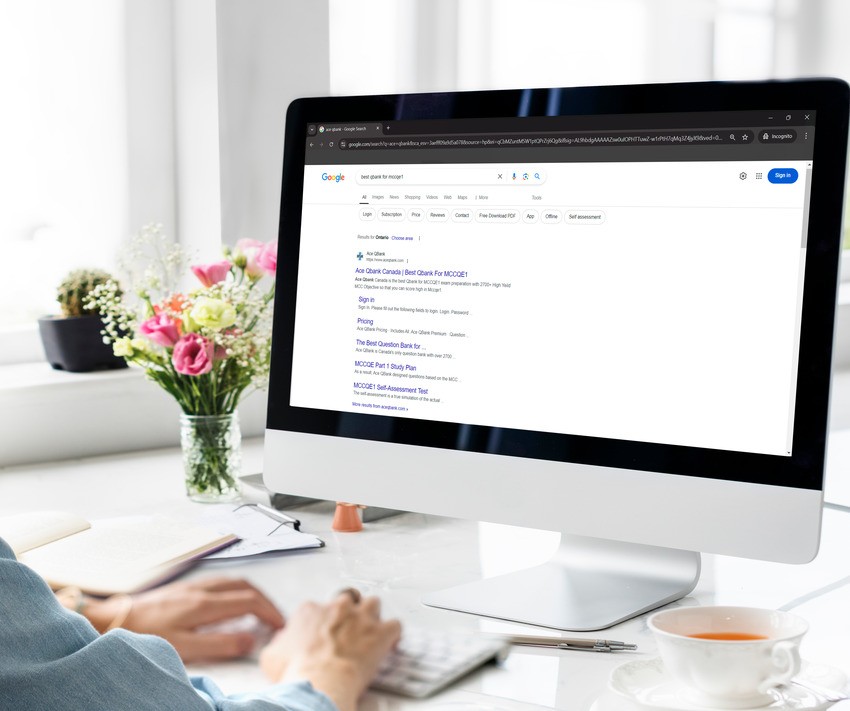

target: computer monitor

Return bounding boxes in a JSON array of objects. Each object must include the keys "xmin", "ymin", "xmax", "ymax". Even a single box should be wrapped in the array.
[{"xmin": 264, "ymin": 80, "xmax": 849, "ymax": 631}]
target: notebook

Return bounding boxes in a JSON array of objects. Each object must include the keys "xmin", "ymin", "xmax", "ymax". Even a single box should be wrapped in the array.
[
  {"xmin": 0, "ymin": 511, "xmax": 237, "ymax": 595},
  {"xmin": 194, "ymin": 504, "xmax": 324, "ymax": 559}
]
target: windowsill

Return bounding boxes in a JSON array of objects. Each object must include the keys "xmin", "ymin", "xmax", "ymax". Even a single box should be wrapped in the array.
[
  {"xmin": 0, "ymin": 324, "xmax": 47, "ymax": 366},
  {"xmin": 0, "ymin": 363, "xmax": 268, "ymax": 468},
  {"xmin": 0, "ymin": 361, "xmax": 141, "ymax": 391}
]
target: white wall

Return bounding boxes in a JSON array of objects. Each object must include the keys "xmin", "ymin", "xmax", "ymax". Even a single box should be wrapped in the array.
[
  {"xmin": 126, "ymin": 0, "xmax": 178, "ymax": 247},
  {"xmin": 776, "ymin": 0, "xmax": 850, "ymax": 80},
  {"xmin": 216, "ymin": 0, "xmax": 331, "ymax": 247},
  {"xmin": 173, "ymin": 0, "xmax": 222, "ymax": 261}
]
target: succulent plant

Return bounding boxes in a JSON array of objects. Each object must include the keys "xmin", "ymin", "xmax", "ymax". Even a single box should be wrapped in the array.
[{"xmin": 56, "ymin": 269, "xmax": 119, "ymax": 318}]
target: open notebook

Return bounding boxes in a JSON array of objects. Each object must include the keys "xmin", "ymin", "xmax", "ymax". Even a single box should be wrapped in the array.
[{"xmin": 0, "ymin": 511, "xmax": 237, "ymax": 596}]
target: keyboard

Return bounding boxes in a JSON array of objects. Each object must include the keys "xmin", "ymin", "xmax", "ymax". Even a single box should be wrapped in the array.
[{"xmin": 370, "ymin": 628, "xmax": 511, "ymax": 698}]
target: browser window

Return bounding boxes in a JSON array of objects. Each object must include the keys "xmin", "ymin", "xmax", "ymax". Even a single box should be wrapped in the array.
[{"xmin": 291, "ymin": 111, "xmax": 815, "ymax": 456}]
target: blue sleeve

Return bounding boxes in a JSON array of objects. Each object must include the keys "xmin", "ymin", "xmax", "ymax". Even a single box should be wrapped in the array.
[
  {"xmin": 191, "ymin": 677, "xmax": 340, "ymax": 711},
  {"xmin": 0, "ymin": 537, "xmax": 338, "ymax": 711}
]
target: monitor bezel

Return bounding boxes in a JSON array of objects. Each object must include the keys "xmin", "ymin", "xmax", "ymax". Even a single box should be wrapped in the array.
[{"xmin": 268, "ymin": 79, "xmax": 849, "ymax": 494}]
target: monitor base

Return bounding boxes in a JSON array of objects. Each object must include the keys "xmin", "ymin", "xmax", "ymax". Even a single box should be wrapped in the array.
[{"xmin": 421, "ymin": 534, "xmax": 701, "ymax": 631}]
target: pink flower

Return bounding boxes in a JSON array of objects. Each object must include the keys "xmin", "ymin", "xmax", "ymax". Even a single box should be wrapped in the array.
[
  {"xmin": 235, "ymin": 239, "xmax": 265, "ymax": 278},
  {"xmin": 256, "ymin": 240, "xmax": 277, "ymax": 275},
  {"xmin": 191, "ymin": 260, "xmax": 232, "ymax": 288},
  {"xmin": 172, "ymin": 333, "xmax": 214, "ymax": 376},
  {"xmin": 139, "ymin": 313, "xmax": 182, "ymax": 347}
]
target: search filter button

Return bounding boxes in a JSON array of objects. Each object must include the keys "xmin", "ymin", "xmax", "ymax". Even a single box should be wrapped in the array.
[
  {"xmin": 378, "ymin": 208, "xmax": 405, "ymax": 221},
  {"xmin": 566, "ymin": 210, "xmax": 606, "ymax": 225},
  {"xmin": 475, "ymin": 209, "xmax": 520, "ymax": 223},
  {"xmin": 768, "ymin": 168, "xmax": 799, "ymax": 184}
]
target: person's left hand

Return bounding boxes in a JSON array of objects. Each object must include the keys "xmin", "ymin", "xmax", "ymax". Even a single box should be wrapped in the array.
[{"xmin": 90, "ymin": 577, "xmax": 285, "ymax": 662}]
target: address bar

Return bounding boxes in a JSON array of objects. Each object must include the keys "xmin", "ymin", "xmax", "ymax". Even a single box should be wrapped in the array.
[{"xmin": 355, "ymin": 167, "xmax": 546, "ymax": 186}]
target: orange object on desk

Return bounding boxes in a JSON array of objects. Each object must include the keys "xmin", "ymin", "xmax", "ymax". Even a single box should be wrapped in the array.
[{"xmin": 332, "ymin": 502, "xmax": 363, "ymax": 532}]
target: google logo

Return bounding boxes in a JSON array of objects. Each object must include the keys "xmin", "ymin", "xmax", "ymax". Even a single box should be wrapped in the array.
[{"xmin": 321, "ymin": 172, "xmax": 345, "ymax": 183}]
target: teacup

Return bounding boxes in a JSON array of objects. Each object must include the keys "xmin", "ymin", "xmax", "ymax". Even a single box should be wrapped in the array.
[{"xmin": 648, "ymin": 606, "xmax": 808, "ymax": 709}]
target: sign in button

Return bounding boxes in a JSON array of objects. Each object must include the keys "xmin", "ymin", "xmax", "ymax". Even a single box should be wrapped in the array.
[{"xmin": 768, "ymin": 168, "xmax": 798, "ymax": 184}]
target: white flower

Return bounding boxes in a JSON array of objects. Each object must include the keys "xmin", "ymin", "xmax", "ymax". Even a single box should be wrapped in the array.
[{"xmin": 113, "ymin": 337, "xmax": 134, "ymax": 357}]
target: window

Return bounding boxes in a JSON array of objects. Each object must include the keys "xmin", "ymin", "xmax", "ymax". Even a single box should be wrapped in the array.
[
  {"xmin": 0, "ymin": 0, "xmax": 179, "ymax": 353},
  {"xmin": 329, "ymin": 0, "xmax": 780, "ymax": 96},
  {"xmin": 0, "ymin": 1, "xmax": 127, "ymax": 329},
  {"xmin": 328, "ymin": 0, "xmax": 849, "ymax": 250}
]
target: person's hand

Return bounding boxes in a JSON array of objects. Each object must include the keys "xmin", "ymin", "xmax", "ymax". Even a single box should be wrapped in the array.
[
  {"xmin": 88, "ymin": 577, "xmax": 285, "ymax": 662},
  {"xmin": 259, "ymin": 589, "xmax": 401, "ymax": 711}
]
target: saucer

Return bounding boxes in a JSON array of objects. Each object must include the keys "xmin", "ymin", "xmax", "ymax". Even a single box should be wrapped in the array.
[{"xmin": 607, "ymin": 657, "xmax": 847, "ymax": 711}]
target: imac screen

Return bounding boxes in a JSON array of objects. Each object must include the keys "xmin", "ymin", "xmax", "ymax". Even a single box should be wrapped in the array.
[{"xmin": 269, "ymin": 82, "xmax": 847, "ymax": 494}]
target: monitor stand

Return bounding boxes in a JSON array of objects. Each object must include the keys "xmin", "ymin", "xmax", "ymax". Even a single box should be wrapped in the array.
[{"xmin": 421, "ymin": 534, "xmax": 701, "ymax": 631}]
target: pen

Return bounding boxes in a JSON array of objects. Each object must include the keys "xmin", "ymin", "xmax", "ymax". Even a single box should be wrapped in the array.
[
  {"xmin": 506, "ymin": 634, "xmax": 637, "ymax": 652},
  {"xmin": 252, "ymin": 503, "xmax": 301, "ymax": 531}
]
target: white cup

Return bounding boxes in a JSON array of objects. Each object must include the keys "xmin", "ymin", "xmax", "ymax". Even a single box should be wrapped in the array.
[{"xmin": 648, "ymin": 606, "xmax": 808, "ymax": 709}]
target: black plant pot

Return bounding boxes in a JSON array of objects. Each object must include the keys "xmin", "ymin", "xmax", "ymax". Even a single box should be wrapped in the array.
[{"xmin": 37, "ymin": 315, "xmax": 128, "ymax": 373}]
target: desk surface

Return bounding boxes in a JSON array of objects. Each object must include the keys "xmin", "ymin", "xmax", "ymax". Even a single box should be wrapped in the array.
[{"xmin": 2, "ymin": 439, "xmax": 850, "ymax": 710}]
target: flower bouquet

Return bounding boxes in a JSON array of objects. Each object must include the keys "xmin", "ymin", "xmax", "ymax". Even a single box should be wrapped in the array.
[{"xmin": 88, "ymin": 225, "xmax": 277, "ymax": 501}]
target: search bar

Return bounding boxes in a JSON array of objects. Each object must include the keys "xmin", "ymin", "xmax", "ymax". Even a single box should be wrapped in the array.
[
  {"xmin": 355, "ymin": 168, "xmax": 547, "ymax": 185},
  {"xmin": 343, "ymin": 130, "xmax": 757, "ymax": 150}
]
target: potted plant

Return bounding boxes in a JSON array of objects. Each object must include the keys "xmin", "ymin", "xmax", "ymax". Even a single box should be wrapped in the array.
[{"xmin": 37, "ymin": 269, "xmax": 128, "ymax": 373}]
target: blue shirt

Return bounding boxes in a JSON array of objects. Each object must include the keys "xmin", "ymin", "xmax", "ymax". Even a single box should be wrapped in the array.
[{"xmin": 0, "ymin": 537, "xmax": 338, "ymax": 711}]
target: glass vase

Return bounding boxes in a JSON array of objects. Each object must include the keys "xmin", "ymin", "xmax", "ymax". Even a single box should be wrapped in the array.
[{"xmin": 180, "ymin": 412, "xmax": 241, "ymax": 503}]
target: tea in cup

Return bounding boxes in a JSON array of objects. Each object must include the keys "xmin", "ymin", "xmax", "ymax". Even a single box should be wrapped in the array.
[{"xmin": 648, "ymin": 606, "xmax": 808, "ymax": 709}]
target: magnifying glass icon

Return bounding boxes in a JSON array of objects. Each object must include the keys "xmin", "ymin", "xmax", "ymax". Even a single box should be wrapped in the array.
[
  {"xmin": 534, "ymin": 172, "xmax": 541, "ymax": 179},
  {"xmin": 729, "ymin": 133, "xmax": 736, "ymax": 141}
]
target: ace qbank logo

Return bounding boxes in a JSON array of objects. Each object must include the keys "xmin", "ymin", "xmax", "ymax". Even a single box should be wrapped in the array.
[{"xmin": 321, "ymin": 171, "xmax": 345, "ymax": 183}]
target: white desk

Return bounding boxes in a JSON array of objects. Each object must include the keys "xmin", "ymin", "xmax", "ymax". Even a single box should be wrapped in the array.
[{"xmin": 2, "ymin": 439, "xmax": 850, "ymax": 711}]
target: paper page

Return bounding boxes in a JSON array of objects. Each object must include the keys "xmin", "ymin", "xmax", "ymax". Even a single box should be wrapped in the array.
[
  {"xmin": 197, "ymin": 505, "xmax": 324, "ymax": 559},
  {"xmin": 0, "ymin": 511, "xmax": 90, "ymax": 555},
  {"xmin": 19, "ymin": 517, "xmax": 235, "ymax": 595}
]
